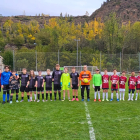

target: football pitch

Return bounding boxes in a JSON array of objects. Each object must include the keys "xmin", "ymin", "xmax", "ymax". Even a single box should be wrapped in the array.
[{"xmin": 0, "ymin": 82, "xmax": 140, "ymax": 140}]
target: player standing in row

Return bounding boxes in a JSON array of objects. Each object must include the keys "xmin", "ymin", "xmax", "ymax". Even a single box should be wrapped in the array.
[
  {"xmin": 136, "ymin": 71, "xmax": 140, "ymax": 100},
  {"xmin": 128, "ymin": 71, "xmax": 136, "ymax": 101},
  {"xmin": 28, "ymin": 70, "xmax": 36, "ymax": 102},
  {"xmin": 35, "ymin": 70, "xmax": 44, "ymax": 102},
  {"xmin": 61, "ymin": 67, "xmax": 71, "ymax": 101},
  {"xmin": 1, "ymin": 65, "xmax": 12, "ymax": 104},
  {"xmin": 19, "ymin": 68, "xmax": 30, "ymax": 102},
  {"xmin": 79, "ymin": 65, "xmax": 92, "ymax": 101},
  {"xmin": 44, "ymin": 69, "xmax": 52, "ymax": 101},
  {"xmin": 93, "ymin": 69, "xmax": 102, "ymax": 102},
  {"xmin": 110, "ymin": 69, "xmax": 119, "ymax": 101},
  {"xmin": 102, "ymin": 69, "xmax": 109, "ymax": 101},
  {"xmin": 52, "ymin": 64, "xmax": 63, "ymax": 101},
  {"xmin": 9, "ymin": 70, "xmax": 20, "ymax": 103},
  {"xmin": 70, "ymin": 67, "xmax": 79, "ymax": 101},
  {"xmin": 119, "ymin": 71, "xmax": 127, "ymax": 101}
]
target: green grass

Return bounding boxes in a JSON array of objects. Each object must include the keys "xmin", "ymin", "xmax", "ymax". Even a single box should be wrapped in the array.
[{"xmin": 0, "ymin": 80, "xmax": 140, "ymax": 140}]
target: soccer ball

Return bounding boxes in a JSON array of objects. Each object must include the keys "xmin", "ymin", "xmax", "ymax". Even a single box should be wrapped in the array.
[{"xmin": 83, "ymin": 78, "xmax": 88, "ymax": 83}]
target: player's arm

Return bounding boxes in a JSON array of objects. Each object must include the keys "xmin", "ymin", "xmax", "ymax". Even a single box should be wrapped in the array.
[
  {"xmin": 92, "ymin": 75, "xmax": 95, "ymax": 88},
  {"xmin": 9, "ymin": 76, "xmax": 13, "ymax": 81},
  {"xmin": 60, "ymin": 74, "xmax": 63, "ymax": 87},
  {"xmin": 35, "ymin": 77, "xmax": 37, "ymax": 87},
  {"xmin": 26, "ymin": 75, "xmax": 29, "ymax": 87}
]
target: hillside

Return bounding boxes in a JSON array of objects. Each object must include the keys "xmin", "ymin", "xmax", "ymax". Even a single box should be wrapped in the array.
[{"xmin": 90, "ymin": 0, "xmax": 140, "ymax": 24}]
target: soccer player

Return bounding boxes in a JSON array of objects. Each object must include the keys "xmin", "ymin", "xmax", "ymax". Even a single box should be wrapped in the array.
[
  {"xmin": 19, "ymin": 68, "xmax": 30, "ymax": 102},
  {"xmin": 110, "ymin": 69, "xmax": 119, "ymax": 101},
  {"xmin": 119, "ymin": 71, "xmax": 127, "ymax": 101},
  {"xmin": 102, "ymin": 69, "xmax": 109, "ymax": 101},
  {"xmin": 136, "ymin": 71, "xmax": 140, "ymax": 100},
  {"xmin": 35, "ymin": 70, "xmax": 44, "ymax": 102},
  {"xmin": 70, "ymin": 67, "xmax": 79, "ymax": 101},
  {"xmin": 93, "ymin": 69, "xmax": 102, "ymax": 102},
  {"xmin": 61, "ymin": 67, "xmax": 71, "ymax": 101},
  {"xmin": 128, "ymin": 71, "xmax": 136, "ymax": 101},
  {"xmin": 79, "ymin": 65, "xmax": 92, "ymax": 101},
  {"xmin": 28, "ymin": 70, "xmax": 36, "ymax": 102},
  {"xmin": 1, "ymin": 65, "xmax": 12, "ymax": 104},
  {"xmin": 44, "ymin": 69, "xmax": 52, "ymax": 101},
  {"xmin": 9, "ymin": 70, "xmax": 20, "ymax": 103},
  {"xmin": 52, "ymin": 64, "xmax": 63, "ymax": 101}
]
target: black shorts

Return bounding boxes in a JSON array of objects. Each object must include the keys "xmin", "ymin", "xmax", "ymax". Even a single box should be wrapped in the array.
[
  {"xmin": 20, "ymin": 86, "xmax": 29, "ymax": 92},
  {"xmin": 46, "ymin": 87, "xmax": 52, "ymax": 91},
  {"xmin": 95, "ymin": 86, "xmax": 100, "ymax": 92},
  {"xmin": 3, "ymin": 85, "xmax": 10, "ymax": 92},
  {"xmin": 129, "ymin": 89, "xmax": 135, "ymax": 93},
  {"xmin": 111, "ymin": 89, "xmax": 118, "ymax": 91},
  {"xmin": 11, "ymin": 89, "xmax": 19, "ymax": 93},
  {"xmin": 54, "ymin": 84, "xmax": 61, "ymax": 91},
  {"xmin": 29, "ymin": 87, "xmax": 36, "ymax": 92},
  {"xmin": 136, "ymin": 88, "xmax": 140, "ymax": 90},
  {"xmin": 37, "ymin": 87, "xmax": 44, "ymax": 92},
  {"xmin": 72, "ymin": 84, "xmax": 78, "ymax": 90}
]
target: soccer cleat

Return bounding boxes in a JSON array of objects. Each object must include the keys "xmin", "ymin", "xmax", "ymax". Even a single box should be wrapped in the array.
[
  {"xmin": 128, "ymin": 99, "xmax": 131, "ymax": 101},
  {"xmin": 50, "ymin": 99, "xmax": 53, "ymax": 101},
  {"xmin": 7, "ymin": 100, "xmax": 10, "ymax": 103},
  {"xmin": 135, "ymin": 98, "xmax": 137, "ymax": 101},
  {"xmin": 81, "ymin": 99, "xmax": 84, "ymax": 101},
  {"xmin": 20, "ymin": 100, "xmax": 24, "ymax": 102},
  {"xmin": 94, "ymin": 99, "xmax": 96, "ymax": 102},
  {"xmin": 76, "ymin": 98, "xmax": 79, "ymax": 101},
  {"xmin": 30, "ymin": 100, "xmax": 33, "ymax": 102},
  {"xmin": 2, "ymin": 101, "xmax": 6, "ymax": 104},
  {"xmin": 61, "ymin": 99, "xmax": 65, "ymax": 101},
  {"xmin": 37, "ymin": 100, "xmax": 40, "ymax": 102},
  {"xmin": 69, "ymin": 99, "xmax": 71, "ymax": 101},
  {"xmin": 106, "ymin": 99, "xmax": 109, "ymax": 101},
  {"xmin": 117, "ymin": 99, "xmax": 119, "ymax": 102},
  {"xmin": 10, "ymin": 101, "xmax": 12, "ymax": 104},
  {"xmin": 87, "ymin": 99, "xmax": 90, "ymax": 102},
  {"xmin": 34, "ymin": 99, "xmax": 37, "ymax": 102},
  {"xmin": 28, "ymin": 99, "xmax": 30, "ymax": 102},
  {"xmin": 16, "ymin": 100, "xmax": 19, "ymax": 103},
  {"xmin": 102, "ymin": 99, "xmax": 104, "ymax": 102},
  {"xmin": 71, "ymin": 98, "xmax": 75, "ymax": 101},
  {"xmin": 42, "ymin": 100, "xmax": 45, "ymax": 102},
  {"xmin": 110, "ymin": 99, "xmax": 113, "ymax": 101},
  {"xmin": 46, "ymin": 100, "xmax": 48, "ymax": 102},
  {"xmin": 98, "ymin": 99, "xmax": 101, "ymax": 102}
]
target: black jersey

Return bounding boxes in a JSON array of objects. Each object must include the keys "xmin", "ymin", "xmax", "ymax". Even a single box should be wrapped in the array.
[
  {"xmin": 19, "ymin": 74, "xmax": 29, "ymax": 86},
  {"xmin": 35, "ymin": 75, "xmax": 44, "ymax": 87},
  {"xmin": 44, "ymin": 75, "xmax": 52, "ymax": 88},
  {"xmin": 9, "ymin": 76, "xmax": 20, "ymax": 89},
  {"xmin": 29, "ymin": 76, "xmax": 36, "ymax": 88},
  {"xmin": 52, "ymin": 70, "xmax": 62, "ymax": 84},
  {"xmin": 70, "ymin": 72, "xmax": 79, "ymax": 85}
]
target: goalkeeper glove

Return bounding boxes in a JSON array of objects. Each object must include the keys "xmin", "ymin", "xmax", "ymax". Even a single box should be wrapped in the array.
[
  {"xmin": 68, "ymin": 82, "xmax": 70, "ymax": 88},
  {"xmin": 60, "ymin": 82, "xmax": 62, "ymax": 87}
]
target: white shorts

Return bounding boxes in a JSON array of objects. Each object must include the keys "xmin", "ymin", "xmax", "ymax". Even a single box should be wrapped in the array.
[{"xmin": 119, "ymin": 88, "xmax": 125, "ymax": 92}]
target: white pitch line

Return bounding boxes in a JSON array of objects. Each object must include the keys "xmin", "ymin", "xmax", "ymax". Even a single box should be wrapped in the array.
[{"xmin": 84, "ymin": 101, "xmax": 96, "ymax": 140}]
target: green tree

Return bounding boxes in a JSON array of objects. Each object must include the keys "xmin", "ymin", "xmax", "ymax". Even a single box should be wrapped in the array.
[{"xmin": 3, "ymin": 51, "xmax": 13, "ymax": 69}]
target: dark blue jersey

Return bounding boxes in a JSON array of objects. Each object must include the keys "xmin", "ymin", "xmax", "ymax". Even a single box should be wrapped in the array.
[
  {"xmin": 70, "ymin": 72, "xmax": 79, "ymax": 85},
  {"xmin": 44, "ymin": 75, "xmax": 52, "ymax": 88},
  {"xmin": 29, "ymin": 76, "xmax": 36, "ymax": 88},
  {"xmin": 19, "ymin": 74, "xmax": 29, "ymax": 86},
  {"xmin": 52, "ymin": 70, "xmax": 62, "ymax": 85},
  {"xmin": 35, "ymin": 76, "xmax": 44, "ymax": 87}
]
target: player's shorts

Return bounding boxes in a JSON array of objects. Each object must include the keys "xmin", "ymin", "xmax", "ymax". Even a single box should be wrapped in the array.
[
  {"xmin": 3, "ymin": 85, "xmax": 10, "ymax": 92},
  {"xmin": 11, "ymin": 89, "xmax": 19, "ymax": 93},
  {"xmin": 136, "ymin": 88, "xmax": 140, "ymax": 90},
  {"xmin": 54, "ymin": 84, "xmax": 61, "ymax": 91},
  {"xmin": 62, "ymin": 85, "xmax": 70, "ymax": 91},
  {"xmin": 102, "ymin": 88, "xmax": 109, "ymax": 90},
  {"xmin": 29, "ymin": 87, "xmax": 36, "ymax": 92},
  {"xmin": 95, "ymin": 86, "xmax": 100, "ymax": 92},
  {"xmin": 111, "ymin": 89, "xmax": 118, "ymax": 91},
  {"xmin": 37, "ymin": 87, "xmax": 44, "ymax": 92},
  {"xmin": 72, "ymin": 84, "xmax": 78, "ymax": 90},
  {"xmin": 20, "ymin": 86, "xmax": 29, "ymax": 92},
  {"xmin": 119, "ymin": 88, "xmax": 125, "ymax": 92},
  {"xmin": 46, "ymin": 87, "xmax": 52, "ymax": 91},
  {"xmin": 129, "ymin": 89, "xmax": 135, "ymax": 93}
]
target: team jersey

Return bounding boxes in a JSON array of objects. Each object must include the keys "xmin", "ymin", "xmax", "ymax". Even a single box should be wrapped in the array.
[
  {"xmin": 110, "ymin": 75, "xmax": 119, "ymax": 89},
  {"xmin": 102, "ymin": 75, "xmax": 109, "ymax": 89},
  {"xmin": 136, "ymin": 76, "xmax": 140, "ymax": 89},
  {"xmin": 1, "ymin": 71, "xmax": 12, "ymax": 85},
  {"xmin": 9, "ymin": 75, "xmax": 20, "ymax": 89},
  {"xmin": 119, "ymin": 76, "xmax": 127, "ymax": 89},
  {"xmin": 52, "ymin": 70, "xmax": 63, "ymax": 85},
  {"xmin": 128, "ymin": 76, "xmax": 136, "ymax": 89},
  {"xmin": 44, "ymin": 75, "xmax": 52, "ymax": 88},
  {"xmin": 70, "ymin": 72, "xmax": 79, "ymax": 85},
  {"xmin": 29, "ymin": 76, "xmax": 36, "ymax": 88},
  {"xmin": 35, "ymin": 76, "xmax": 44, "ymax": 88},
  {"xmin": 19, "ymin": 74, "xmax": 29, "ymax": 86},
  {"xmin": 93, "ymin": 74, "xmax": 102, "ymax": 86},
  {"xmin": 60, "ymin": 73, "xmax": 70, "ymax": 86}
]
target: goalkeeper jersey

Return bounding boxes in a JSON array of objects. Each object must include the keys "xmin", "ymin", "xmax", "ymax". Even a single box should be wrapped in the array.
[
  {"xmin": 60, "ymin": 73, "xmax": 70, "ymax": 85},
  {"xmin": 93, "ymin": 74, "xmax": 102, "ymax": 86}
]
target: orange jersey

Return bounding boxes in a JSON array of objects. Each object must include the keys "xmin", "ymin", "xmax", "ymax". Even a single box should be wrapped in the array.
[{"xmin": 79, "ymin": 70, "xmax": 92, "ymax": 85}]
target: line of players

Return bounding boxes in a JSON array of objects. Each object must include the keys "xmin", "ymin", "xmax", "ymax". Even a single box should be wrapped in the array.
[{"xmin": 0, "ymin": 64, "xmax": 140, "ymax": 104}]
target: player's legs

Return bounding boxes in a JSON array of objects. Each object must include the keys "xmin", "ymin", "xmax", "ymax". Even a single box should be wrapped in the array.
[
  {"xmin": 97, "ymin": 87, "xmax": 101, "ymax": 101},
  {"xmin": 20, "ymin": 86, "xmax": 25, "ymax": 102},
  {"xmin": 81, "ymin": 85, "xmax": 85, "ymax": 101},
  {"xmin": 72, "ymin": 89, "xmax": 75, "ymax": 101},
  {"xmin": 30, "ymin": 91, "xmax": 33, "ymax": 101},
  {"xmin": 21, "ymin": 92, "xmax": 24, "ymax": 102},
  {"xmin": 128, "ymin": 89, "xmax": 131, "ymax": 101},
  {"xmin": 75, "ymin": 89, "xmax": 79, "ymax": 101},
  {"xmin": 41, "ymin": 87, "xmax": 44, "ymax": 102},
  {"xmin": 34, "ymin": 91, "xmax": 37, "ymax": 101},
  {"xmin": 16, "ymin": 89, "xmax": 19, "ymax": 102},
  {"xmin": 94, "ymin": 87, "xmax": 97, "ymax": 101},
  {"xmin": 105, "ymin": 89, "xmax": 109, "ymax": 101},
  {"xmin": 50, "ymin": 91, "xmax": 52, "ymax": 101},
  {"xmin": 116, "ymin": 90, "xmax": 119, "ymax": 101},
  {"xmin": 110, "ymin": 89, "xmax": 114, "ymax": 101},
  {"xmin": 67, "ymin": 90, "xmax": 70, "ymax": 100},
  {"xmin": 46, "ymin": 90, "xmax": 48, "ymax": 101},
  {"xmin": 131, "ymin": 89, "xmax": 135, "ymax": 101},
  {"xmin": 119, "ymin": 89, "xmax": 122, "ymax": 100},
  {"xmin": 37, "ymin": 88, "xmax": 40, "ymax": 102},
  {"xmin": 10, "ymin": 90, "xmax": 14, "ymax": 104},
  {"xmin": 86, "ymin": 85, "xmax": 90, "ymax": 101},
  {"xmin": 7, "ymin": 86, "xmax": 10, "ymax": 102},
  {"xmin": 135, "ymin": 90, "xmax": 139, "ymax": 100},
  {"xmin": 102, "ymin": 89, "xmax": 105, "ymax": 101}
]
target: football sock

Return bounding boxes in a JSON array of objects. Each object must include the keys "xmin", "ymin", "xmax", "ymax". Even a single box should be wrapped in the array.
[
  {"xmin": 68, "ymin": 97, "xmax": 70, "ymax": 100},
  {"xmin": 128, "ymin": 93, "xmax": 131, "ymax": 100},
  {"xmin": 50, "ymin": 94, "xmax": 52, "ymax": 100},
  {"xmin": 46, "ymin": 93, "xmax": 48, "ymax": 100},
  {"xmin": 76, "ymin": 96, "xmax": 78, "ymax": 98},
  {"xmin": 3, "ymin": 93, "xmax": 6, "ymax": 102},
  {"xmin": 103, "ymin": 92, "xmax": 105, "ymax": 100},
  {"xmin": 16, "ymin": 95, "xmax": 18, "ymax": 100},
  {"xmin": 73, "ymin": 96, "xmax": 75, "ymax": 98},
  {"xmin": 116, "ymin": 93, "xmax": 118, "ymax": 99},
  {"xmin": 132, "ymin": 93, "xmax": 134, "ymax": 99},
  {"xmin": 120, "ymin": 92, "xmax": 121, "ymax": 100},
  {"xmin": 94, "ymin": 92, "xmax": 97, "ymax": 99},
  {"xmin": 136, "ymin": 93, "xmax": 138, "ymax": 99},
  {"xmin": 59, "ymin": 92, "xmax": 61, "ymax": 100},
  {"xmin": 42, "ymin": 94, "xmax": 44, "ymax": 100},
  {"xmin": 34, "ymin": 94, "xmax": 37, "ymax": 100},
  {"xmin": 10, "ymin": 95, "xmax": 13, "ymax": 101},
  {"xmin": 98, "ymin": 92, "xmax": 100, "ymax": 99},
  {"xmin": 123, "ymin": 92, "xmax": 125, "ymax": 100},
  {"xmin": 27, "ymin": 95, "xmax": 29, "ymax": 100},
  {"xmin": 54, "ymin": 93, "xmax": 56, "ymax": 99},
  {"xmin": 22, "ymin": 97, "xmax": 24, "ymax": 100},
  {"xmin": 106, "ymin": 92, "xmax": 108, "ymax": 99},
  {"xmin": 7, "ymin": 93, "xmax": 10, "ymax": 101},
  {"xmin": 111, "ymin": 93, "xmax": 113, "ymax": 99},
  {"xmin": 30, "ymin": 97, "xmax": 32, "ymax": 100},
  {"xmin": 38, "ymin": 94, "xmax": 40, "ymax": 100}
]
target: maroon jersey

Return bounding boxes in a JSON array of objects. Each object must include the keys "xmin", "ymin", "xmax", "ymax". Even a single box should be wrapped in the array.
[
  {"xmin": 110, "ymin": 75, "xmax": 119, "ymax": 89},
  {"xmin": 119, "ymin": 76, "xmax": 127, "ymax": 89},
  {"xmin": 136, "ymin": 76, "xmax": 140, "ymax": 89},
  {"xmin": 128, "ymin": 76, "xmax": 136, "ymax": 89},
  {"xmin": 102, "ymin": 75, "xmax": 109, "ymax": 89}
]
